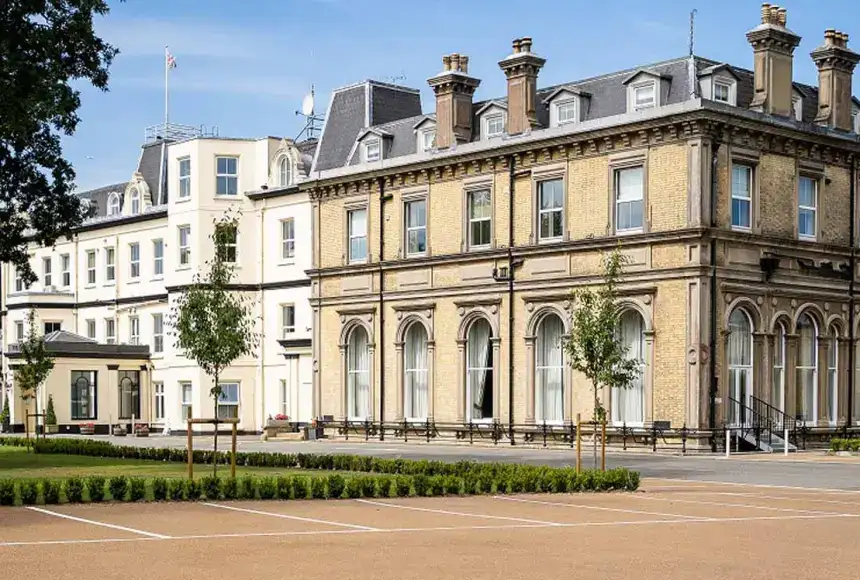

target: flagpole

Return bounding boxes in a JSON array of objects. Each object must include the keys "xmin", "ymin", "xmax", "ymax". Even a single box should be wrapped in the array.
[{"xmin": 164, "ymin": 45, "xmax": 170, "ymax": 128}]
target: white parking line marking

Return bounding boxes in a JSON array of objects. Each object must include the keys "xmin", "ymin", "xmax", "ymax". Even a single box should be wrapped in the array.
[
  {"xmin": 696, "ymin": 491, "xmax": 860, "ymax": 508},
  {"xmin": 648, "ymin": 477, "xmax": 860, "ymax": 494},
  {"xmin": 492, "ymin": 495, "xmax": 701, "ymax": 519},
  {"xmin": 355, "ymin": 498, "xmax": 563, "ymax": 525},
  {"xmin": 631, "ymin": 494, "xmax": 836, "ymax": 515},
  {"xmin": 25, "ymin": 506, "xmax": 170, "ymax": 539},
  {"xmin": 201, "ymin": 502, "xmax": 379, "ymax": 531}
]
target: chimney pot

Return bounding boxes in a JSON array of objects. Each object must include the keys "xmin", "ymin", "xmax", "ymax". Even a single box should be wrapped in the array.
[
  {"xmin": 776, "ymin": 7, "xmax": 787, "ymax": 26},
  {"xmin": 812, "ymin": 27, "xmax": 860, "ymax": 130},
  {"xmin": 521, "ymin": 37, "xmax": 533, "ymax": 53},
  {"xmin": 442, "ymin": 55, "xmax": 451, "ymax": 71},
  {"xmin": 747, "ymin": 3, "xmax": 801, "ymax": 116},
  {"xmin": 461, "ymin": 55, "xmax": 469, "ymax": 74},
  {"xmin": 825, "ymin": 29, "xmax": 836, "ymax": 46},
  {"xmin": 452, "ymin": 53, "xmax": 461, "ymax": 72},
  {"xmin": 512, "ymin": 38, "xmax": 521, "ymax": 54},
  {"xmin": 761, "ymin": 3, "xmax": 771, "ymax": 24}
]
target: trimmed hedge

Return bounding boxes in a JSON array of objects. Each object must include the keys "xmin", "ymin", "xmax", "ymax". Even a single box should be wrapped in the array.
[{"xmin": 830, "ymin": 438, "xmax": 860, "ymax": 452}]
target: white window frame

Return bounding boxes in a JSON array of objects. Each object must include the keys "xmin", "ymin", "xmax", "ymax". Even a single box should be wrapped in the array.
[
  {"xmin": 278, "ymin": 156, "xmax": 292, "ymax": 187},
  {"xmin": 714, "ymin": 81, "xmax": 731, "ymax": 103},
  {"xmin": 796, "ymin": 315, "xmax": 819, "ymax": 426},
  {"xmin": 178, "ymin": 157, "xmax": 191, "ymax": 199},
  {"xmin": 215, "ymin": 156, "xmax": 239, "ymax": 196},
  {"xmin": 154, "ymin": 382, "xmax": 165, "ymax": 421},
  {"xmin": 42, "ymin": 257, "xmax": 52, "ymax": 288},
  {"xmin": 14, "ymin": 267, "xmax": 23, "ymax": 292},
  {"xmin": 465, "ymin": 319, "xmax": 494, "ymax": 424},
  {"xmin": 792, "ymin": 94, "xmax": 803, "ymax": 122},
  {"xmin": 107, "ymin": 192, "xmax": 121, "ymax": 216},
  {"xmin": 129, "ymin": 316, "xmax": 140, "ymax": 345},
  {"xmin": 731, "ymin": 164, "xmax": 753, "ymax": 231},
  {"xmin": 484, "ymin": 114, "xmax": 505, "ymax": 138},
  {"xmin": 152, "ymin": 313, "xmax": 164, "ymax": 354},
  {"xmin": 798, "ymin": 175, "xmax": 818, "ymax": 241},
  {"xmin": 418, "ymin": 128, "xmax": 436, "ymax": 152},
  {"xmin": 467, "ymin": 188, "xmax": 492, "ymax": 250},
  {"xmin": 348, "ymin": 208, "xmax": 368, "ymax": 263},
  {"xmin": 346, "ymin": 327, "xmax": 371, "ymax": 421},
  {"xmin": 828, "ymin": 334, "xmax": 838, "ymax": 426},
  {"xmin": 537, "ymin": 178, "xmax": 565, "ymax": 242},
  {"xmin": 130, "ymin": 188, "xmax": 141, "ymax": 215},
  {"xmin": 180, "ymin": 382, "xmax": 193, "ymax": 420},
  {"xmin": 217, "ymin": 382, "xmax": 240, "ymax": 420},
  {"xmin": 86, "ymin": 250, "xmax": 96, "ymax": 285},
  {"xmin": 219, "ymin": 225, "xmax": 238, "ymax": 263},
  {"xmin": 104, "ymin": 247, "xmax": 115, "ymax": 282},
  {"xmin": 281, "ymin": 218, "xmax": 295, "ymax": 261},
  {"xmin": 178, "ymin": 226, "xmax": 191, "ymax": 267},
  {"xmin": 553, "ymin": 98, "xmax": 578, "ymax": 126},
  {"xmin": 129, "ymin": 242, "xmax": 140, "ymax": 279},
  {"xmin": 280, "ymin": 379, "xmax": 289, "ymax": 417},
  {"xmin": 153, "ymin": 239, "xmax": 164, "ymax": 277},
  {"xmin": 85, "ymin": 319, "xmax": 96, "ymax": 340},
  {"xmin": 614, "ymin": 166, "xmax": 645, "ymax": 234},
  {"xmin": 43, "ymin": 321, "xmax": 61, "ymax": 335},
  {"xmin": 15, "ymin": 321, "xmax": 24, "ymax": 343},
  {"xmin": 60, "ymin": 254, "xmax": 70, "ymax": 288},
  {"xmin": 632, "ymin": 81, "xmax": 657, "ymax": 111},
  {"xmin": 404, "ymin": 198, "xmax": 427, "ymax": 257},
  {"xmin": 363, "ymin": 139, "xmax": 381, "ymax": 163},
  {"xmin": 105, "ymin": 318, "xmax": 116, "ymax": 345},
  {"xmin": 281, "ymin": 304, "xmax": 296, "ymax": 338}
]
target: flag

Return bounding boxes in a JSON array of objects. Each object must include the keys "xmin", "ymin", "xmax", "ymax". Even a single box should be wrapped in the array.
[{"xmin": 166, "ymin": 51, "xmax": 177, "ymax": 69}]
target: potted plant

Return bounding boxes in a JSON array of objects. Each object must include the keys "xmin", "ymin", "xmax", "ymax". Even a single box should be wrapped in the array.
[
  {"xmin": 134, "ymin": 423, "xmax": 150, "ymax": 437},
  {"xmin": 45, "ymin": 395, "xmax": 58, "ymax": 434},
  {"xmin": 112, "ymin": 424, "xmax": 127, "ymax": 437},
  {"xmin": 79, "ymin": 422, "xmax": 95, "ymax": 435},
  {"xmin": 0, "ymin": 397, "xmax": 9, "ymax": 433}
]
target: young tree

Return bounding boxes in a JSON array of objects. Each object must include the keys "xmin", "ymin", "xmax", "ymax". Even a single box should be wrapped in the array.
[
  {"xmin": 1, "ymin": 1, "xmax": 121, "ymax": 284},
  {"xmin": 14, "ymin": 310, "xmax": 55, "ymax": 440},
  {"xmin": 563, "ymin": 247, "xmax": 640, "ymax": 466},
  {"xmin": 169, "ymin": 212, "xmax": 259, "ymax": 475}
]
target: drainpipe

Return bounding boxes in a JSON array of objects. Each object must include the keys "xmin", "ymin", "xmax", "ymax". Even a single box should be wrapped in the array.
[
  {"xmin": 848, "ymin": 155, "xmax": 856, "ymax": 427},
  {"xmin": 508, "ymin": 154, "xmax": 516, "ymax": 446},
  {"xmin": 316, "ymin": 194, "xmax": 322, "ymax": 421},
  {"xmin": 708, "ymin": 142, "xmax": 721, "ymax": 452},
  {"xmin": 378, "ymin": 177, "xmax": 387, "ymax": 439}
]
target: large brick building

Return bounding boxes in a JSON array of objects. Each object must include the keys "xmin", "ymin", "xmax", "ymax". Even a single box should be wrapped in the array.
[{"xmin": 305, "ymin": 4, "xmax": 860, "ymax": 447}]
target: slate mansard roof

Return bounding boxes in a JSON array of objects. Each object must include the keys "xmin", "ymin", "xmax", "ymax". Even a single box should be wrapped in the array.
[{"xmin": 312, "ymin": 55, "xmax": 858, "ymax": 173}]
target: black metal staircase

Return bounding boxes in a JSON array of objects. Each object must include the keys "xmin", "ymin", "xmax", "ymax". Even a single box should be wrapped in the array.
[{"xmin": 727, "ymin": 396, "xmax": 798, "ymax": 452}]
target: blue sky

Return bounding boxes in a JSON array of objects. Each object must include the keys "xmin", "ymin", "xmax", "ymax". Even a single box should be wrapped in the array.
[{"xmin": 67, "ymin": 0, "xmax": 860, "ymax": 190}]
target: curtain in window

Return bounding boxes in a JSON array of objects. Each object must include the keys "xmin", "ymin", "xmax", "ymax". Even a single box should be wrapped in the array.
[
  {"xmin": 404, "ymin": 324, "xmax": 429, "ymax": 420},
  {"xmin": 772, "ymin": 323, "xmax": 786, "ymax": 413},
  {"xmin": 612, "ymin": 311, "xmax": 645, "ymax": 425},
  {"xmin": 727, "ymin": 309, "xmax": 753, "ymax": 425},
  {"xmin": 828, "ymin": 333, "xmax": 838, "ymax": 425},
  {"xmin": 348, "ymin": 327, "xmax": 370, "ymax": 419},
  {"xmin": 796, "ymin": 314, "xmax": 817, "ymax": 423},
  {"xmin": 467, "ymin": 319, "xmax": 492, "ymax": 420},
  {"xmin": 536, "ymin": 314, "xmax": 564, "ymax": 423}
]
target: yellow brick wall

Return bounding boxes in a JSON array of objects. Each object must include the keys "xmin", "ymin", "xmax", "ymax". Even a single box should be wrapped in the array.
[
  {"xmin": 648, "ymin": 143, "xmax": 689, "ymax": 232},
  {"xmin": 429, "ymin": 178, "xmax": 463, "ymax": 256},
  {"xmin": 652, "ymin": 244, "xmax": 689, "ymax": 270},
  {"xmin": 382, "ymin": 190, "xmax": 399, "ymax": 261},
  {"xmin": 512, "ymin": 174, "xmax": 531, "ymax": 247},
  {"xmin": 757, "ymin": 153, "xmax": 796, "ymax": 238},
  {"xmin": 651, "ymin": 279, "xmax": 689, "ymax": 426},
  {"xmin": 319, "ymin": 197, "xmax": 346, "ymax": 269},
  {"xmin": 823, "ymin": 164, "xmax": 851, "ymax": 246},
  {"xmin": 568, "ymin": 155, "xmax": 609, "ymax": 239},
  {"xmin": 431, "ymin": 298, "xmax": 462, "ymax": 421},
  {"xmin": 495, "ymin": 170, "xmax": 512, "ymax": 248},
  {"xmin": 319, "ymin": 307, "xmax": 344, "ymax": 419}
]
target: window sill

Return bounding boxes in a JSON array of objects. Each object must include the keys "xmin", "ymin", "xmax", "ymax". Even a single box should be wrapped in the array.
[
  {"xmin": 151, "ymin": 354, "xmax": 164, "ymax": 360},
  {"xmin": 176, "ymin": 266, "xmax": 191, "ymax": 272},
  {"xmin": 537, "ymin": 237, "xmax": 563, "ymax": 245},
  {"xmin": 347, "ymin": 259, "xmax": 368, "ymax": 266},
  {"xmin": 798, "ymin": 235, "xmax": 817, "ymax": 243},
  {"xmin": 152, "ymin": 276, "xmax": 164, "ymax": 282},
  {"xmin": 615, "ymin": 228, "xmax": 644, "ymax": 236},
  {"xmin": 278, "ymin": 260, "xmax": 296, "ymax": 267},
  {"xmin": 104, "ymin": 281, "xmax": 116, "ymax": 287},
  {"xmin": 404, "ymin": 252, "xmax": 428, "ymax": 259},
  {"xmin": 214, "ymin": 194, "xmax": 240, "ymax": 200},
  {"xmin": 127, "ymin": 279, "xmax": 140, "ymax": 285},
  {"xmin": 84, "ymin": 284, "xmax": 96, "ymax": 290},
  {"xmin": 730, "ymin": 225, "xmax": 752, "ymax": 233},
  {"xmin": 175, "ymin": 197, "xmax": 191, "ymax": 204},
  {"xmin": 468, "ymin": 245, "xmax": 492, "ymax": 252}
]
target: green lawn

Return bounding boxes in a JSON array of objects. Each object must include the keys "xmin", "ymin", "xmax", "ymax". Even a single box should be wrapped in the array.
[{"xmin": 0, "ymin": 446, "xmax": 327, "ymax": 480}]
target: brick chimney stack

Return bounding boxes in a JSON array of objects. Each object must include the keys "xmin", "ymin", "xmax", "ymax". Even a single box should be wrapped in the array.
[
  {"xmin": 811, "ymin": 29, "xmax": 860, "ymax": 131},
  {"xmin": 746, "ymin": 3, "xmax": 801, "ymax": 117},
  {"xmin": 428, "ymin": 53, "xmax": 481, "ymax": 149},
  {"xmin": 498, "ymin": 37, "xmax": 546, "ymax": 135}
]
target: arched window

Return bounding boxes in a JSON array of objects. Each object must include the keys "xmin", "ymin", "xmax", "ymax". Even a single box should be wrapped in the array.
[
  {"xmin": 772, "ymin": 322, "xmax": 786, "ymax": 413},
  {"xmin": 828, "ymin": 326, "xmax": 839, "ymax": 426},
  {"xmin": 796, "ymin": 313, "xmax": 818, "ymax": 425},
  {"xmin": 107, "ymin": 192, "xmax": 120, "ymax": 216},
  {"xmin": 346, "ymin": 326, "xmax": 370, "ymax": 420},
  {"xmin": 129, "ymin": 188, "xmax": 140, "ymax": 215},
  {"xmin": 466, "ymin": 318, "xmax": 493, "ymax": 421},
  {"xmin": 727, "ymin": 309, "xmax": 753, "ymax": 426},
  {"xmin": 613, "ymin": 310, "xmax": 645, "ymax": 426},
  {"xmin": 403, "ymin": 323, "xmax": 429, "ymax": 421},
  {"xmin": 535, "ymin": 313, "xmax": 564, "ymax": 424},
  {"xmin": 279, "ymin": 157, "xmax": 292, "ymax": 187}
]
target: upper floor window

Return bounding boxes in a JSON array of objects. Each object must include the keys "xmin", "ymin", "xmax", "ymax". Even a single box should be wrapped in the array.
[
  {"xmin": 348, "ymin": 209, "xmax": 368, "ymax": 263},
  {"xmin": 42, "ymin": 257, "xmax": 52, "ymax": 288},
  {"xmin": 86, "ymin": 250, "xmax": 96, "ymax": 285},
  {"xmin": 44, "ymin": 321, "xmax": 61, "ymax": 334},
  {"xmin": 105, "ymin": 247, "xmax": 116, "ymax": 282},
  {"xmin": 85, "ymin": 319, "xmax": 96, "ymax": 339},
  {"xmin": 215, "ymin": 156, "xmax": 238, "ymax": 196},
  {"xmin": 714, "ymin": 82, "xmax": 730, "ymax": 103},
  {"xmin": 556, "ymin": 99, "xmax": 578, "ymax": 125},
  {"xmin": 129, "ymin": 188, "xmax": 141, "ymax": 215},
  {"xmin": 178, "ymin": 226, "xmax": 191, "ymax": 267},
  {"xmin": 633, "ymin": 83, "xmax": 656, "ymax": 111},
  {"xmin": 798, "ymin": 176, "xmax": 818, "ymax": 240},
  {"xmin": 14, "ymin": 267, "xmax": 23, "ymax": 292},
  {"xmin": 15, "ymin": 321, "xmax": 24, "ymax": 342},
  {"xmin": 615, "ymin": 167, "xmax": 644, "ymax": 233},
  {"xmin": 216, "ymin": 225, "xmax": 238, "ymax": 263},
  {"xmin": 129, "ymin": 243, "xmax": 140, "ymax": 278},
  {"xmin": 364, "ymin": 139, "xmax": 380, "ymax": 163},
  {"xmin": 152, "ymin": 313, "xmax": 164, "ymax": 354},
  {"xmin": 792, "ymin": 94, "xmax": 803, "ymax": 122},
  {"xmin": 278, "ymin": 157, "xmax": 293, "ymax": 187},
  {"xmin": 281, "ymin": 304, "xmax": 296, "ymax": 337},
  {"xmin": 153, "ymin": 239, "xmax": 164, "ymax": 277},
  {"xmin": 281, "ymin": 218, "xmax": 295, "ymax": 260},
  {"xmin": 404, "ymin": 199, "xmax": 427, "ymax": 257},
  {"xmin": 105, "ymin": 318, "xmax": 116, "ymax": 344},
  {"xmin": 178, "ymin": 157, "xmax": 191, "ymax": 199},
  {"xmin": 107, "ymin": 192, "xmax": 121, "ymax": 216},
  {"xmin": 61, "ymin": 254, "xmax": 70, "ymax": 287},
  {"xmin": 419, "ymin": 129, "xmax": 436, "ymax": 152},
  {"xmin": 129, "ymin": 316, "xmax": 140, "ymax": 345},
  {"xmin": 537, "ymin": 178, "xmax": 564, "ymax": 242},
  {"xmin": 485, "ymin": 114, "xmax": 505, "ymax": 138},
  {"xmin": 468, "ymin": 189, "xmax": 492, "ymax": 249},
  {"xmin": 731, "ymin": 165, "xmax": 752, "ymax": 230}
]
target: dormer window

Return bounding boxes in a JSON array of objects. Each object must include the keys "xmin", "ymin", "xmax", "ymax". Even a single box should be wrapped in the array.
[
  {"xmin": 792, "ymin": 94, "xmax": 803, "ymax": 122},
  {"xmin": 556, "ymin": 99, "xmax": 577, "ymax": 124},
  {"xmin": 107, "ymin": 192, "xmax": 120, "ymax": 216},
  {"xmin": 633, "ymin": 83, "xmax": 656, "ymax": 110},
  {"xmin": 278, "ymin": 157, "xmax": 293, "ymax": 186},
  {"xmin": 419, "ymin": 129, "xmax": 436, "ymax": 152},
  {"xmin": 698, "ymin": 65, "xmax": 739, "ymax": 107},
  {"xmin": 485, "ymin": 114, "xmax": 505, "ymax": 138},
  {"xmin": 714, "ymin": 82, "xmax": 730, "ymax": 103},
  {"xmin": 364, "ymin": 139, "xmax": 380, "ymax": 162},
  {"xmin": 129, "ymin": 188, "xmax": 140, "ymax": 215}
]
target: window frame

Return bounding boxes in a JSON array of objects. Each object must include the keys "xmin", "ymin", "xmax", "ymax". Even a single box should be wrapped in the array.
[
  {"xmin": 42, "ymin": 257, "xmax": 52, "ymax": 288},
  {"xmin": 178, "ymin": 225, "xmax": 191, "ymax": 268},
  {"xmin": 484, "ymin": 113, "xmax": 505, "ymax": 139},
  {"xmin": 714, "ymin": 81, "xmax": 731, "ymax": 103},
  {"xmin": 403, "ymin": 196, "xmax": 428, "ymax": 258},
  {"xmin": 86, "ymin": 250, "xmax": 97, "ymax": 286},
  {"xmin": 129, "ymin": 242, "xmax": 140, "ymax": 279},
  {"xmin": 278, "ymin": 156, "xmax": 292, "ymax": 187},
  {"xmin": 534, "ymin": 175, "xmax": 566, "ymax": 243},
  {"xmin": 104, "ymin": 247, "xmax": 115, "ymax": 283},
  {"xmin": 178, "ymin": 157, "xmax": 192, "ymax": 199},
  {"xmin": 15, "ymin": 321, "xmax": 24, "ymax": 343},
  {"xmin": 281, "ymin": 304, "xmax": 296, "ymax": 338},
  {"xmin": 347, "ymin": 207, "xmax": 369, "ymax": 264},
  {"xmin": 152, "ymin": 313, "xmax": 164, "ymax": 354},
  {"xmin": 70, "ymin": 370, "xmax": 98, "ymax": 421},
  {"xmin": 363, "ymin": 139, "xmax": 381, "ymax": 163},
  {"xmin": 129, "ymin": 188, "xmax": 141, "ymax": 215},
  {"xmin": 129, "ymin": 315, "xmax": 140, "ymax": 345},
  {"xmin": 553, "ymin": 97, "xmax": 578, "ymax": 126},
  {"xmin": 43, "ymin": 321, "xmax": 61, "ymax": 335},
  {"xmin": 419, "ymin": 128, "xmax": 436, "ymax": 152},
  {"xmin": 216, "ymin": 382, "xmax": 240, "ymax": 420},
  {"xmin": 280, "ymin": 379, "xmax": 289, "ymax": 417},
  {"xmin": 153, "ymin": 239, "xmax": 164, "ymax": 278},
  {"xmin": 117, "ymin": 370, "xmax": 141, "ymax": 420},
  {"xmin": 180, "ymin": 382, "xmax": 193, "ymax": 420},
  {"xmin": 60, "ymin": 254, "xmax": 70, "ymax": 288},
  {"xmin": 217, "ymin": 224, "xmax": 238, "ymax": 264},
  {"xmin": 632, "ymin": 81, "xmax": 657, "ymax": 111},
  {"xmin": 14, "ymin": 267, "xmax": 24, "ymax": 292},
  {"xmin": 798, "ymin": 174, "xmax": 819, "ymax": 242},
  {"xmin": 613, "ymin": 165, "xmax": 646, "ymax": 235},
  {"xmin": 731, "ymin": 163, "xmax": 754, "ymax": 231},
  {"xmin": 105, "ymin": 318, "xmax": 116, "ymax": 345},
  {"xmin": 107, "ymin": 192, "xmax": 121, "ymax": 216},
  {"xmin": 280, "ymin": 218, "xmax": 295, "ymax": 261},
  {"xmin": 85, "ymin": 319, "xmax": 96, "ymax": 340},
  {"xmin": 215, "ymin": 155, "xmax": 239, "ymax": 196},
  {"xmin": 465, "ymin": 185, "xmax": 493, "ymax": 251},
  {"xmin": 154, "ymin": 382, "xmax": 165, "ymax": 421}
]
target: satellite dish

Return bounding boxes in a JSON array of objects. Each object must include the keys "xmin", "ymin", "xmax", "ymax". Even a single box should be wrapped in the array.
[{"xmin": 301, "ymin": 93, "xmax": 314, "ymax": 117}]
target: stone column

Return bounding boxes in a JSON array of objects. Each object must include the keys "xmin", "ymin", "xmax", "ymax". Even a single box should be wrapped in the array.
[
  {"xmin": 524, "ymin": 335, "xmax": 536, "ymax": 424},
  {"xmin": 719, "ymin": 330, "xmax": 730, "ymax": 426},
  {"xmin": 139, "ymin": 364, "xmax": 150, "ymax": 424},
  {"xmin": 838, "ymin": 337, "xmax": 850, "ymax": 425},
  {"xmin": 456, "ymin": 339, "xmax": 466, "ymax": 422},
  {"xmin": 644, "ymin": 330, "xmax": 655, "ymax": 424},
  {"xmin": 106, "ymin": 364, "xmax": 119, "ymax": 429},
  {"xmin": 817, "ymin": 336, "xmax": 829, "ymax": 426},
  {"xmin": 491, "ymin": 337, "xmax": 502, "ymax": 422},
  {"xmin": 784, "ymin": 334, "xmax": 799, "ymax": 421},
  {"xmin": 427, "ymin": 341, "xmax": 436, "ymax": 419},
  {"xmin": 394, "ymin": 341, "xmax": 404, "ymax": 420},
  {"xmin": 368, "ymin": 344, "xmax": 376, "ymax": 421},
  {"xmin": 338, "ymin": 345, "xmax": 347, "ymax": 420},
  {"xmin": 752, "ymin": 332, "xmax": 766, "ymax": 403}
]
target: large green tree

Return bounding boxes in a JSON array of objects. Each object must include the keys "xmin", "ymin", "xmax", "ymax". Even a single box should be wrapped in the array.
[
  {"xmin": 1, "ymin": 0, "xmax": 119, "ymax": 284},
  {"xmin": 169, "ymin": 212, "xmax": 259, "ymax": 475}
]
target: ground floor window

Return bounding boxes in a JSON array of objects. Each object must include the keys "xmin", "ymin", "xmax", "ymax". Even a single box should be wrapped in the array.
[
  {"xmin": 466, "ymin": 318, "xmax": 494, "ymax": 421},
  {"xmin": 118, "ymin": 371, "xmax": 140, "ymax": 420},
  {"xmin": 180, "ymin": 382, "xmax": 192, "ymax": 420},
  {"xmin": 404, "ymin": 323, "xmax": 429, "ymax": 420},
  {"xmin": 217, "ymin": 382, "xmax": 240, "ymax": 420},
  {"xmin": 280, "ymin": 379, "xmax": 289, "ymax": 417},
  {"xmin": 154, "ymin": 382, "xmax": 165, "ymax": 421},
  {"xmin": 70, "ymin": 371, "xmax": 97, "ymax": 420},
  {"xmin": 612, "ymin": 310, "xmax": 645, "ymax": 426},
  {"xmin": 796, "ymin": 313, "xmax": 818, "ymax": 425},
  {"xmin": 347, "ymin": 326, "xmax": 371, "ymax": 420},
  {"xmin": 535, "ymin": 314, "xmax": 564, "ymax": 424}
]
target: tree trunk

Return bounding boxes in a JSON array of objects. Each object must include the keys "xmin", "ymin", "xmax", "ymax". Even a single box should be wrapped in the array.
[
  {"xmin": 593, "ymin": 389, "xmax": 598, "ymax": 469},
  {"xmin": 213, "ymin": 372, "xmax": 219, "ymax": 477}
]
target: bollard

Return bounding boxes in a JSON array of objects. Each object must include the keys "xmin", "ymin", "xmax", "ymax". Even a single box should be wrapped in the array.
[
  {"xmin": 784, "ymin": 427, "xmax": 789, "ymax": 456},
  {"xmin": 575, "ymin": 413, "xmax": 582, "ymax": 474},
  {"xmin": 725, "ymin": 427, "xmax": 730, "ymax": 458}
]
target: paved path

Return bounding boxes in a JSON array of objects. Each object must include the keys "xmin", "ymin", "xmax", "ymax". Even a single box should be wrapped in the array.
[{"xmin": 42, "ymin": 434, "xmax": 860, "ymax": 491}]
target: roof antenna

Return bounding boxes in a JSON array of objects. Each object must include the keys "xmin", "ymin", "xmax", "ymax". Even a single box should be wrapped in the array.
[
  {"xmin": 689, "ymin": 9, "xmax": 697, "ymax": 56},
  {"xmin": 382, "ymin": 71, "xmax": 407, "ymax": 85},
  {"xmin": 295, "ymin": 84, "xmax": 324, "ymax": 141}
]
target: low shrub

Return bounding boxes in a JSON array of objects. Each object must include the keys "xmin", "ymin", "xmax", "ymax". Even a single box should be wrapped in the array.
[
  {"xmin": 239, "ymin": 475, "xmax": 257, "ymax": 500},
  {"xmin": 167, "ymin": 478, "xmax": 185, "ymax": 501},
  {"xmin": 64, "ymin": 477, "xmax": 84, "ymax": 503},
  {"xmin": 152, "ymin": 478, "xmax": 169, "ymax": 501},
  {"xmin": 412, "ymin": 474, "xmax": 429, "ymax": 497},
  {"xmin": 42, "ymin": 479, "xmax": 60, "ymax": 504},
  {"xmin": 326, "ymin": 474, "xmax": 345, "ymax": 499},
  {"xmin": 276, "ymin": 476, "xmax": 293, "ymax": 499},
  {"xmin": 344, "ymin": 476, "xmax": 362, "ymax": 499},
  {"xmin": 129, "ymin": 478, "xmax": 146, "ymax": 502},
  {"xmin": 201, "ymin": 476, "xmax": 222, "ymax": 500},
  {"xmin": 311, "ymin": 477, "xmax": 326, "ymax": 499},
  {"xmin": 360, "ymin": 476, "xmax": 377, "ymax": 498},
  {"xmin": 292, "ymin": 476, "xmax": 310, "ymax": 500},
  {"xmin": 20, "ymin": 480, "xmax": 38, "ymax": 505},
  {"xmin": 222, "ymin": 478, "xmax": 239, "ymax": 500},
  {"xmin": 108, "ymin": 476, "xmax": 129, "ymax": 501},
  {"xmin": 258, "ymin": 477, "xmax": 277, "ymax": 500},
  {"xmin": 444, "ymin": 476, "xmax": 463, "ymax": 496},
  {"xmin": 86, "ymin": 476, "xmax": 106, "ymax": 503},
  {"xmin": 428, "ymin": 476, "xmax": 445, "ymax": 497},
  {"xmin": 186, "ymin": 479, "xmax": 202, "ymax": 501},
  {"xmin": 0, "ymin": 480, "xmax": 15, "ymax": 506},
  {"xmin": 830, "ymin": 438, "xmax": 860, "ymax": 453},
  {"xmin": 376, "ymin": 475, "xmax": 393, "ymax": 498}
]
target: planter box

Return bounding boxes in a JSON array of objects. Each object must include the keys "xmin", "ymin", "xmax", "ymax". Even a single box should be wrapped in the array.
[
  {"xmin": 112, "ymin": 426, "xmax": 127, "ymax": 437},
  {"xmin": 46, "ymin": 424, "xmax": 59, "ymax": 434},
  {"xmin": 264, "ymin": 420, "xmax": 302, "ymax": 439},
  {"xmin": 79, "ymin": 426, "xmax": 95, "ymax": 435}
]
